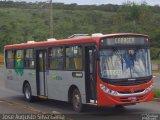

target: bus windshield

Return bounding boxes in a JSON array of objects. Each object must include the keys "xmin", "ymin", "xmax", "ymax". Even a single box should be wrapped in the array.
[{"xmin": 100, "ymin": 48, "xmax": 152, "ymax": 79}]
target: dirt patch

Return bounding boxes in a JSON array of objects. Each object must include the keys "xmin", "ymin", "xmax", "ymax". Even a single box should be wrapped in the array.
[{"xmin": 0, "ymin": 56, "xmax": 3, "ymax": 64}]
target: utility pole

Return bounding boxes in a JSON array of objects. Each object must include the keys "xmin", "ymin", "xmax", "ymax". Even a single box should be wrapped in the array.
[{"xmin": 49, "ymin": 0, "xmax": 53, "ymax": 38}]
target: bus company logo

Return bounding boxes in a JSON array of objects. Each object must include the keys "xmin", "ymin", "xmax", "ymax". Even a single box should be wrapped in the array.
[
  {"xmin": 130, "ymin": 88, "xmax": 135, "ymax": 93},
  {"xmin": 125, "ymin": 88, "xmax": 138, "ymax": 93},
  {"xmin": 52, "ymin": 73, "xmax": 62, "ymax": 80}
]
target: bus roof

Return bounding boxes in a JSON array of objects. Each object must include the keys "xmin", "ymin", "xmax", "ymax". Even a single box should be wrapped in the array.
[{"xmin": 4, "ymin": 33, "xmax": 148, "ymax": 50}]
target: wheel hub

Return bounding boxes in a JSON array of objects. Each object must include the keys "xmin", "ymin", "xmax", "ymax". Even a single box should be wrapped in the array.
[
  {"xmin": 73, "ymin": 94, "xmax": 80, "ymax": 108},
  {"xmin": 25, "ymin": 87, "xmax": 30, "ymax": 99}
]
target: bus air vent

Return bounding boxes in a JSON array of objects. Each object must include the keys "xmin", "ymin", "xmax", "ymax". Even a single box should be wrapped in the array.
[
  {"xmin": 91, "ymin": 33, "xmax": 103, "ymax": 37},
  {"xmin": 47, "ymin": 38, "xmax": 57, "ymax": 41},
  {"xmin": 68, "ymin": 34, "xmax": 89, "ymax": 38},
  {"xmin": 27, "ymin": 41, "xmax": 35, "ymax": 43}
]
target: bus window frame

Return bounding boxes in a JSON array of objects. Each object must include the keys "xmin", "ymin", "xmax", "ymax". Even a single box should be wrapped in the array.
[
  {"xmin": 5, "ymin": 42, "xmax": 97, "ymax": 72},
  {"xmin": 48, "ymin": 46, "xmax": 65, "ymax": 70},
  {"xmin": 5, "ymin": 48, "xmax": 36, "ymax": 70},
  {"xmin": 24, "ymin": 48, "xmax": 35, "ymax": 69},
  {"xmin": 14, "ymin": 49, "xmax": 25, "ymax": 69},
  {"xmin": 5, "ymin": 50, "xmax": 15, "ymax": 69},
  {"xmin": 47, "ymin": 44, "xmax": 89, "ymax": 71},
  {"xmin": 65, "ymin": 45, "xmax": 83, "ymax": 71},
  {"xmin": 98, "ymin": 36, "xmax": 152, "ymax": 85}
]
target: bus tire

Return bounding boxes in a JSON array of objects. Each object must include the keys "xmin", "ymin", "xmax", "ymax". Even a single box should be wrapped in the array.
[
  {"xmin": 72, "ymin": 88, "xmax": 84, "ymax": 112},
  {"xmin": 24, "ymin": 83, "xmax": 34, "ymax": 102}
]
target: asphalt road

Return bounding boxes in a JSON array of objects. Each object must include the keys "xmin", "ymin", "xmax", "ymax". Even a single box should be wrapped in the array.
[
  {"xmin": 0, "ymin": 66, "xmax": 160, "ymax": 120},
  {"xmin": 153, "ymin": 75, "xmax": 160, "ymax": 89}
]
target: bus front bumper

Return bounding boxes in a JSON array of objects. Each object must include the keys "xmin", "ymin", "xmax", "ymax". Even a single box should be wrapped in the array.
[
  {"xmin": 97, "ymin": 81, "xmax": 154, "ymax": 106},
  {"xmin": 98, "ymin": 90, "xmax": 154, "ymax": 106}
]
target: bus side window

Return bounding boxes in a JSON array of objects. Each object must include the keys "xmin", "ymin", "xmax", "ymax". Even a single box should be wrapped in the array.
[
  {"xmin": 66, "ymin": 46, "xmax": 82, "ymax": 70},
  {"xmin": 15, "ymin": 50, "xmax": 24, "ymax": 69},
  {"xmin": 74, "ymin": 46, "xmax": 82, "ymax": 70},
  {"xmin": 6, "ymin": 50, "xmax": 15, "ymax": 68},
  {"xmin": 66, "ymin": 47, "xmax": 75, "ymax": 70},
  {"xmin": 48, "ymin": 47, "xmax": 64, "ymax": 70},
  {"xmin": 24, "ymin": 49, "xmax": 34, "ymax": 69}
]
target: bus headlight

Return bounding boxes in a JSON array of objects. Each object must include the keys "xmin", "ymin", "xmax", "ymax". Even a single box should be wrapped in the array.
[
  {"xmin": 144, "ymin": 84, "xmax": 153, "ymax": 93},
  {"xmin": 100, "ymin": 84, "xmax": 118, "ymax": 96},
  {"xmin": 100, "ymin": 84, "xmax": 153, "ymax": 97}
]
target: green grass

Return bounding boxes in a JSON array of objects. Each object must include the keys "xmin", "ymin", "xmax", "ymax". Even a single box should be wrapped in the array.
[
  {"xmin": 152, "ymin": 60, "xmax": 160, "ymax": 64},
  {"xmin": 152, "ymin": 70, "xmax": 160, "ymax": 74},
  {"xmin": 152, "ymin": 59, "xmax": 160, "ymax": 74},
  {"xmin": 154, "ymin": 89, "xmax": 160, "ymax": 98}
]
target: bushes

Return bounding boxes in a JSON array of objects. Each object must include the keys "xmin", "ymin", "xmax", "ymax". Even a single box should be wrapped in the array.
[
  {"xmin": 151, "ymin": 47, "xmax": 160, "ymax": 60},
  {"xmin": 154, "ymin": 89, "xmax": 160, "ymax": 98},
  {"xmin": 0, "ymin": 2, "xmax": 160, "ymax": 53}
]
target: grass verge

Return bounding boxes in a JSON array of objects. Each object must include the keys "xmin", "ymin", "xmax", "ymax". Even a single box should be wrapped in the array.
[
  {"xmin": 152, "ymin": 60, "xmax": 160, "ymax": 64},
  {"xmin": 154, "ymin": 89, "xmax": 160, "ymax": 98},
  {"xmin": 152, "ymin": 70, "xmax": 160, "ymax": 75}
]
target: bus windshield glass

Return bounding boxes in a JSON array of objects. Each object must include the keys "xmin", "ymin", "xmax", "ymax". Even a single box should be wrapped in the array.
[{"xmin": 100, "ymin": 48, "xmax": 152, "ymax": 79}]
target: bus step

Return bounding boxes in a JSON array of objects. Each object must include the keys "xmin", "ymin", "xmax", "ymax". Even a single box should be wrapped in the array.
[
  {"xmin": 37, "ymin": 96, "xmax": 48, "ymax": 99},
  {"xmin": 90, "ymin": 99, "xmax": 97, "ymax": 104},
  {"xmin": 86, "ymin": 103, "xmax": 97, "ymax": 106}
]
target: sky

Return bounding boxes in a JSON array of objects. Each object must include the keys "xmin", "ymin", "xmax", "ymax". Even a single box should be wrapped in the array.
[{"xmin": 24, "ymin": 0, "xmax": 160, "ymax": 6}]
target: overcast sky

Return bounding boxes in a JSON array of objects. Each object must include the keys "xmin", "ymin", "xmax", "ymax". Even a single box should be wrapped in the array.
[{"xmin": 23, "ymin": 0, "xmax": 160, "ymax": 6}]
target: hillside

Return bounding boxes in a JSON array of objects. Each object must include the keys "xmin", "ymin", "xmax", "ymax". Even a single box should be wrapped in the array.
[{"xmin": 0, "ymin": 1, "xmax": 160, "ymax": 58}]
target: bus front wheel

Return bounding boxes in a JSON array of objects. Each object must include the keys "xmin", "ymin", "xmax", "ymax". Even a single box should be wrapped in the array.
[
  {"xmin": 72, "ymin": 88, "xmax": 84, "ymax": 112},
  {"xmin": 24, "ymin": 83, "xmax": 34, "ymax": 102}
]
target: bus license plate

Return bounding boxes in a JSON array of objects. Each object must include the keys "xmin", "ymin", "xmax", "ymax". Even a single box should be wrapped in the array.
[{"xmin": 128, "ymin": 97, "xmax": 137, "ymax": 102}]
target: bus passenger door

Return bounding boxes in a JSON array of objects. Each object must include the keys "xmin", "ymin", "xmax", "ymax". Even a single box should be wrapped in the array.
[
  {"xmin": 36, "ymin": 50, "xmax": 47, "ymax": 96},
  {"xmin": 85, "ymin": 46, "xmax": 97, "ymax": 103}
]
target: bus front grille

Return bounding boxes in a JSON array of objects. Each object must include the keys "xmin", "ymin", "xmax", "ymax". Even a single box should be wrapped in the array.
[{"xmin": 109, "ymin": 79, "xmax": 150, "ymax": 86}]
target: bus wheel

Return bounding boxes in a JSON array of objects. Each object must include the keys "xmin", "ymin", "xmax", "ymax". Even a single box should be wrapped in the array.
[
  {"xmin": 72, "ymin": 88, "xmax": 83, "ymax": 112},
  {"xmin": 24, "ymin": 83, "xmax": 34, "ymax": 102}
]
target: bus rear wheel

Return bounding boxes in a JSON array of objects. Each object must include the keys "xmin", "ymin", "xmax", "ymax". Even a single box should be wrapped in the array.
[
  {"xmin": 24, "ymin": 83, "xmax": 34, "ymax": 102},
  {"xmin": 72, "ymin": 88, "xmax": 84, "ymax": 112}
]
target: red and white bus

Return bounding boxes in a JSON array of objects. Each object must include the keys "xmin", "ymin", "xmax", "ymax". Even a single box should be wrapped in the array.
[{"xmin": 4, "ymin": 33, "xmax": 153, "ymax": 112}]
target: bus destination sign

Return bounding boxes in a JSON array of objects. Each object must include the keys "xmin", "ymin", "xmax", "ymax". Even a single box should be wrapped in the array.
[{"xmin": 101, "ymin": 36, "xmax": 149, "ymax": 46}]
